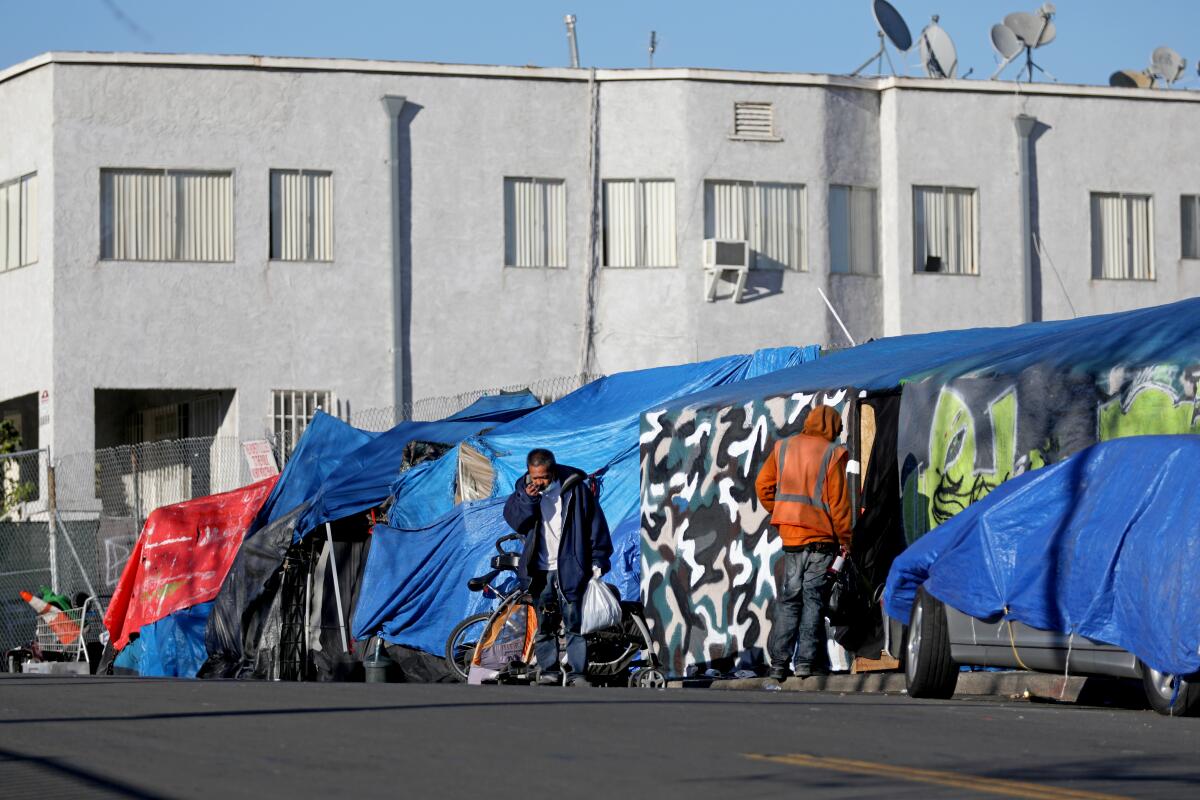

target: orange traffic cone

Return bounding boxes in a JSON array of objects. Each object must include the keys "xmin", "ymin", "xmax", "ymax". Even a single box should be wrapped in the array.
[{"xmin": 20, "ymin": 591, "xmax": 80, "ymax": 645}]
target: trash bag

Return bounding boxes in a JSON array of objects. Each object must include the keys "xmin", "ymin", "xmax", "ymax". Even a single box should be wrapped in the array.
[
  {"xmin": 580, "ymin": 577, "xmax": 622, "ymax": 635},
  {"xmin": 827, "ymin": 560, "xmax": 869, "ymax": 627}
]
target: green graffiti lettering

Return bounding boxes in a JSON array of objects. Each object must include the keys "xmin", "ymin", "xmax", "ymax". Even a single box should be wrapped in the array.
[{"xmin": 1098, "ymin": 386, "xmax": 1200, "ymax": 440}]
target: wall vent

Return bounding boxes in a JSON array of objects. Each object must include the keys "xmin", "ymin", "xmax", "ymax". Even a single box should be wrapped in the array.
[{"xmin": 732, "ymin": 102, "xmax": 779, "ymax": 140}]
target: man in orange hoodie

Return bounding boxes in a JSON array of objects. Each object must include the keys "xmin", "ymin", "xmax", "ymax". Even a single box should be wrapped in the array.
[{"xmin": 755, "ymin": 405, "xmax": 853, "ymax": 681}]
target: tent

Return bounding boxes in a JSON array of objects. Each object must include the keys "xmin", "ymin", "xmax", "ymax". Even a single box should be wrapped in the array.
[
  {"xmin": 884, "ymin": 435, "xmax": 1200, "ymax": 677},
  {"xmin": 351, "ymin": 347, "xmax": 819, "ymax": 658},
  {"xmin": 102, "ymin": 476, "xmax": 278, "ymax": 676},
  {"xmin": 642, "ymin": 298, "xmax": 1200, "ymax": 677},
  {"xmin": 200, "ymin": 391, "xmax": 540, "ymax": 679}
]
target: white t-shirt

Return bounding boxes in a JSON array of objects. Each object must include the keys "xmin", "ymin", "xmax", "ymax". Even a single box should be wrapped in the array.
[{"xmin": 537, "ymin": 491, "xmax": 564, "ymax": 571}]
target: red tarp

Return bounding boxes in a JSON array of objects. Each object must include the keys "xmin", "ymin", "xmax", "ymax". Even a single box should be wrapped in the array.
[{"xmin": 104, "ymin": 475, "xmax": 279, "ymax": 649}]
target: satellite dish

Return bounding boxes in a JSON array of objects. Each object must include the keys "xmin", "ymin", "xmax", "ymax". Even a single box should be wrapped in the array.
[
  {"xmin": 1150, "ymin": 46, "xmax": 1187, "ymax": 86},
  {"xmin": 873, "ymin": 0, "xmax": 913, "ymax": 52},
  {"xmin": 1109, "ymin": 69, "xmax": 1153, "ymax": 90},
  {"xmin": 1003, "ymin": 12, "xmax": 1054, "ymax": 48},
  {"xmin": 992, "ymin": 5, "xmax": 1058, "ymax": 82},
  {"xmin": 852, "ymin": 0, "xmax": 913, "ymax": 76},
  {"xmin": 991, "ymin": 23, "xmax": 1022, "ymax": 60},
  {"xmin": 919, "ymin": 18, "xmax": 958, "ymax": 78}
]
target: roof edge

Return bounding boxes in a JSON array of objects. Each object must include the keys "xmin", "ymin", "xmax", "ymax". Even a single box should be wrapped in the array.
[{"xmin": 0, "ymin": 51, "xmax": 1197, "ymax": 103}]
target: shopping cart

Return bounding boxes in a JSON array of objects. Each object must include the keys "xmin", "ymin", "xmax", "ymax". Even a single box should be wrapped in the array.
[{"xmin": 20, "ymin": 595, "xmax": 102, "ymax": 673}]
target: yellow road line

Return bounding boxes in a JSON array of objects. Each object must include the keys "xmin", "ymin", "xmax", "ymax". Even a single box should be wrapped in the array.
[{"xmin": 744, "ymin": 753, "xmax": 1129, "ymax": 800}]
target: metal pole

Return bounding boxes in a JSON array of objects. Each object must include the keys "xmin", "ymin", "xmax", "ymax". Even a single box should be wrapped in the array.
[
  {"xmin": 324, "ymin": 522, "xmax": 351, "ymax": 655},
  {"xmin": 565, "ymin": 15, "xmax": 580, "ymax": 68},
  {"xmin": 46, "ymin": 459, "xmax": 59, "ymax": 592},
  {"xmin": 817, "ymin": 287, "xmax": 857, "ymax": 347}
]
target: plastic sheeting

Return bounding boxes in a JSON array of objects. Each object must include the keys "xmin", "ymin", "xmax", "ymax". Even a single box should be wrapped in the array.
[
  {"xmin": 114, "ymin": 602, "xmax": 214, "ymax": 678},
  {"xmin": 884, "ymin": 435, "xmax": 1200, "ymax": 676},
  {"xmin": 654, "ymin": 298, "xmax": 1200, "ymax": 417},
  {"xmin": 294, "ymin": 396, "xmax": 541, "ymax": 538},
  {"xmin": 352, "ymin": 500, "xmax": 516, "ymax": 654},
  {"xmin": 355, "ymin": 347, "xmax": 818, "ymax": 654},
  {"xmin": 104, "ymin": 476, "xmax": 278, "ymax": 649},
  {"xmin": 253, "ymin": 412, "xmax": 378, "ymax": 533}
]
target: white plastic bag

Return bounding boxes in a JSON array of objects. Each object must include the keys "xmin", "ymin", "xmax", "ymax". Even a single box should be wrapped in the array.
[{"xmin": 580, "ymin": 577, "xmax": 622, "ymax": 634}]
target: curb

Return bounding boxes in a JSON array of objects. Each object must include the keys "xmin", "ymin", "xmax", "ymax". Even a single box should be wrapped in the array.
[{"xmin": 669, "ymin": 671, "xmax": 1089, "ymax": 701}]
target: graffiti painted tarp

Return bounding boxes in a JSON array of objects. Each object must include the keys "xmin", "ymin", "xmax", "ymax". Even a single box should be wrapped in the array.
[
  {"xmin": 643, "ymin": 298, "xmax": 1200, "ymax": 676},
  {"xmin": 885, "ymin": 435, "xmax": 1200, "ymax": 676},
  {"xmin": 900, "ymin": 300, "xmax": 1200, "ymax": 542}
]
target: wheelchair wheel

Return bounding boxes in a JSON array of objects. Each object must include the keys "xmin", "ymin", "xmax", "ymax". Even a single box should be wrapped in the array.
[{"xmin": 445, "ymin": 613, "xmax": 490, "ymax": 682}]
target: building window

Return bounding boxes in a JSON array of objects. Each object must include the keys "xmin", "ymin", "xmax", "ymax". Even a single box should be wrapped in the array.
[
  {"xmin": 0, "ymin": 172, "xmax": 37, "ymax": 271},
  {"xmin": 100, "ymin": 169, "xmax": 234, "ymax": 261},
  {"xmin": 913, "ymin": 186, "xmax": 978, "ymax": 275},
  {"xmin": 272, "ymin": 390, "xmax": 338, "ymax": 459},
  {"xmin": 503, "ymin": 177, "xmax": 566, "ymax": 268},
  {"xmin": 1181, "ymin": 195, "xmax": 1200, "ymax": 259},
  {"xmin": 270, "ymin": 170, "xmax": 333, "ymax": 261},
  {"xmin": 732, "ymin": 102, "xmax": 779, "ymax": 141},
  {"xmin": 602, "ymin": 179, "xmax": 676, "ymax": 267},
  {"xmin": 1091, "ymin": 192, "xmax": 1153, "ymax": 280},
  {"xmin": 704, "ymin": 180, "xmax": 805, "ymax": 271},
  {"xmin": 829, "ymin": 185, "xmax": 877, "ymax": 275}
]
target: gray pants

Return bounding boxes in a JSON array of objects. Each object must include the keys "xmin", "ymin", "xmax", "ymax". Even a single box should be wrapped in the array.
[{"xmin": 768, "ymin": 548, "xmax": 834, "ymax": 671}]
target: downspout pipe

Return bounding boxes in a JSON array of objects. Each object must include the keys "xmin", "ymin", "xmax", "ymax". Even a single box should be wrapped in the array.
[
  {"xmin": 382, "ymin": 95, "xmax": 408, "ymax": 420},
  {"xmin": 1015, "ymin": 114, "xmax": 1037, "ymax": 325}
]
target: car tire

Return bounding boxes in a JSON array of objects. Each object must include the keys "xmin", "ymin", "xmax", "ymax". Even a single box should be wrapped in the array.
[
  {"xmin": 1140, "ymin": 660, "xmax": 1200, "ymax": 717},
  {"xmin": 904, "ymin": 589, "xmax": 958, "ymax": 700}
]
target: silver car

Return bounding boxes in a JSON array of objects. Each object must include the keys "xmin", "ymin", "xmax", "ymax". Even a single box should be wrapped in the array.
[{"xmin": 897, "ymin": 589, "xmax": 1200, "ymax": 716}]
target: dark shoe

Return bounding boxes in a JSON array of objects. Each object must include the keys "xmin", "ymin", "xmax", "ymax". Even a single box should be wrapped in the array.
[
  {"xmin": 565, "ymin": 676, "xmax": 592, "ymax": 688},
  {"xmin": 793, "ymin": 664, "xmax": 813, "ymax": 678},
  {"xmin": 767, "ymin": 667, "xmax": 790, "ymax": 682},
  {"xmin": 536, "ymin": 671, "xmax": 563, "ymax": 686}
]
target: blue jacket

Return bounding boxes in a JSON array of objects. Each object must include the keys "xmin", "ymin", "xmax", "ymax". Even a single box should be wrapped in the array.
[{"xmin": 502, "ymin": 464, "xmax": 612, "ymax": 602}]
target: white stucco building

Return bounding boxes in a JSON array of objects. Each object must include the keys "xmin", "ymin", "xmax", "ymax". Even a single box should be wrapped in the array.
[{"xmin": 2, "ymin": 51, "xmax": 1199, "ymax": 462}]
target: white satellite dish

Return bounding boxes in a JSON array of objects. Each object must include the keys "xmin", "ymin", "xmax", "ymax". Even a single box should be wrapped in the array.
[
  {"xmin": 991, "ymin": 4, "xmax": 1057, "ymax": 82},
  {"xmin": 852, "ymin": 0, "xmax": 913, "ymax": 77},
  {"xmin": 919, "ymin": 17, "xmax": 958, "ymax": 78},
  {"xmin": 1150, "ymin": 46, "xmax": 1187, "ymax": 86}
]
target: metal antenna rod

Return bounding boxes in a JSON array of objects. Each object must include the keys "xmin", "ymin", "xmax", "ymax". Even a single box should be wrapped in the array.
[
  {"xmin": 648, "ymin": 30, "xmax": 657, "ymax": 68},
  {"xmin": 565, "ymin": 15, "xmax": 580, "ymax": 68}
]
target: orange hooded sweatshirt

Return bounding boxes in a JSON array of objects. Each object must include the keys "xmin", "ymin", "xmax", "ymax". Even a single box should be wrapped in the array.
[{"xmin": 754, "ymin": 405, "xmax": 853, "ymax": 550}]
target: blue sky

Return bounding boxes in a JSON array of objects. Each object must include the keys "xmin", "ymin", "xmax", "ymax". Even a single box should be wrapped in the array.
[{"xmin": 2, "ymin": 1, "xmax": 1198, "ymax": 87}]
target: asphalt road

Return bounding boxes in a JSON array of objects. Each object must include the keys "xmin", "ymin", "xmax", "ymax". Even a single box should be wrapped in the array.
[{"xmin": 1, "ymin": 675, "xmax": 1197, "ymax": 799}]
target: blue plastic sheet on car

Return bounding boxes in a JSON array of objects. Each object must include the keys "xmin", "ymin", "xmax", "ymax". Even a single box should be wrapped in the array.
[
  {"xmin": 884, "ymin": 435, "xmax": 1200, "ymax": 676},
  {"xmin": 354, "ymin": 347, "xmax": 819, "ymax": 652}
]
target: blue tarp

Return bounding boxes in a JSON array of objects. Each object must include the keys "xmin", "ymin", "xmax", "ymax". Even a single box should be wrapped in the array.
[
  {"xmin": 290, "ymin": 392, "xmax": 541, "ymax": 539},
  {"xmin": 354, "ymin": 347, "xmax": 819, "ymax": 652},
  {"xmin": 113, "ymin": 602, "xmax": 213, "ymax": 678},
  {"xmin": 884, "ymin": 436, "xmax": 1200, "ymax": 676},
  {"xmin": 252, "ymin": 412, "xmax": 378, "ymax": 533},
  {"xmin": 654, "ymin": 298, "xmax": 1200, "ymax": 415}
]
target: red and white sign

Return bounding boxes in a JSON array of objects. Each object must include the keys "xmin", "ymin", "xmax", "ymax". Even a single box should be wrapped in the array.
[
  {"xmin": 242, "ymin": 440, "xmax": 280, "ymax": 481},
  {"xmin": 103, "ymin": 475, "xmax": 279, "ymax": 649}
]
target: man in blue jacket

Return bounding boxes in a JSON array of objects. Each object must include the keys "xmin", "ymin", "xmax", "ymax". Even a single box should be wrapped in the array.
[{"xmin": 503, "ymin": 448, "xmax": 612, "ymax": 686}]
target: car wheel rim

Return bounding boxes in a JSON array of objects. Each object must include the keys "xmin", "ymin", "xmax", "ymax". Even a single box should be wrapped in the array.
[
  {"xmin": 906, "ymin": 602, "xmax": 923, "ymax": 681},
  {"xmin": 1147, "ymin": 666, "xmax": 1180, "ymax": 700}
]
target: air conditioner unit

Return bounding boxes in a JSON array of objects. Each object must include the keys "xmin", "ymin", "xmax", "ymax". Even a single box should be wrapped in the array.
[{"xmin": 702, "ymin": 239, "xmax": 750, "ymax": 302}]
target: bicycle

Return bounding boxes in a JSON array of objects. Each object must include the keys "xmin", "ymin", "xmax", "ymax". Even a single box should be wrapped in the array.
[{"xmin": 444, "ymin": 532, "xmax": 665, "ymax": 687}]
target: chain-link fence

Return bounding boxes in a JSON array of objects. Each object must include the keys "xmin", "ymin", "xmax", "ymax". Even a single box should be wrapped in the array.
[
  {"xmin": 0, "ymin": 372, "xmax": 603, "ymax": 658},
  {"xmin": 350, "ymin": 372, "xmax": 602, "ymax": 431}
]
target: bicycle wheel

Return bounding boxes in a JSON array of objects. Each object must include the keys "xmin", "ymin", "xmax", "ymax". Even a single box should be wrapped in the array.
[{"xmin": 445, "ymin": 613, "xmax": 491, "ymax": 682}]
